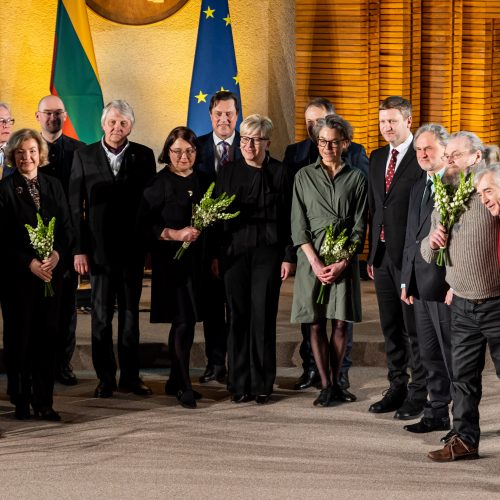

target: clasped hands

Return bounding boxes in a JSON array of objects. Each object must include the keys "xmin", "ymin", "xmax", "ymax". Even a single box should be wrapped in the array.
[
  {"xmin": 30, "ymin": 250, "xmax": 60, "ymax": 282},
  {"xmin": 311, "ymin": 259, "xmax": 346, "ymax": 285}
]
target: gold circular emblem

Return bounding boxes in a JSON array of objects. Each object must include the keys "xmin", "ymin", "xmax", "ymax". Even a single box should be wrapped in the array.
[{"xmin": 86, "ymin": 0, "xmax": 189, "ymax": 26}]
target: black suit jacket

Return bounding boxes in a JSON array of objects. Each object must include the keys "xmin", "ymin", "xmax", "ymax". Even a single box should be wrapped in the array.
[
  {"xmin": 69, "ymin": 140, "xmax": 156, "ymax": 268},
  {"xmin": 282, "ymin": 138, "xmax": 369, "ymax": 178},
  {"xmin": 41, "ymin": 134, "xmax": 85, "ymax": 197},
  {"xmin": 400, "ymin": 176, "xmax": 449, "ymax": 301},
  {"xmin": 196, "ymin": 131, "xmax": 242, "ymax": 182},
  {"xmin": 368, "ymin": 144, "xmax": 424, "ymax": 269}
]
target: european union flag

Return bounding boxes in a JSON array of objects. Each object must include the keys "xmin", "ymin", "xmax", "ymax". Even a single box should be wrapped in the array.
[{"xmin": 187, "ymin": 0, "xmax": 242, "ymax": 135}]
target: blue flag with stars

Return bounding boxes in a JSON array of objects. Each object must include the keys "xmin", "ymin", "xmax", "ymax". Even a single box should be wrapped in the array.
[{"xmin": 187, "ymin": 0, "xmax": 242, "ymax": 135}]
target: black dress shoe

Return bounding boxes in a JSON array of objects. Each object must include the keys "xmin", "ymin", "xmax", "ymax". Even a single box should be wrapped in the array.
[
  {"xmin": 394, "ymin": 399, "xmax": 426, "ymax": 420},
  {"xmin": 369, "ymin": 387, "xmax": 407, "ymax": 413},
  {"xmin": 335, "ymin": 387, "xmax": 357, "ymax": 403},
  {"xmin": 404, "ymin": 417, "xmax": 450, "ymax": 433},
  {"xmin": 56, "ymin": 365, "xmax": 78, "ymax": 386},
  {"xmin": 119, "ymin": 379, "xmax": 153, "ymax": 396},
  {"xmin": 231, "ymin": 394, "xmax": 254, "ymax": 403},
  {"xmin": 313, "ymin": 387, "xmax": 332, "ymax": 407},
  {"xmin": 294, "ymin": 370, "xmax": 320, "ymax": 390},
  {"xmin": 94, "ymin": 382, "xmax": 114, "ymax": 398},
  {"xmin": 33, "ymin": 408, "xmax": 61, "ymax": 421},
  {"xmin": 199, "ymin": 364, "xmax": 227, "ymax": 384},
  {"xmin": 177, "ymin": 390, "xmax": 197, "ymax": 409},
  {"xmin": 338, "ymin": 372, "xmax": 350, "ymax": 390},
  {"xmin": 15, "ymin": 403, "xmax": 31, "ymax": 420},
  {"xmin": 255, "ymin": 394, "xmax": 271, "ymax": 404},
  {"xmin": 440, "ymin": 429, "xmax": 457, "ymax": 443},
  {"xmin": 165, "ymin": 382, "xmax": 202, "ymax": 400}
]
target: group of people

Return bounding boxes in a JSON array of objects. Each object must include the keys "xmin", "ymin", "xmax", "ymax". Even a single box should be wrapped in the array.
[{"xmin": 0, "ymin": 91, "xmax": 499, "ymax": 464}]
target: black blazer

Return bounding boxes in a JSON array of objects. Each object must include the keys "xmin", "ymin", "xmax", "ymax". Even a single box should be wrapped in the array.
[
  {"xmin": 68, "ymin": 140, "xmax": 156, "ymax": 267},
  {"xmin": 283, "ymin": 138, "xmax": 369, "ymax": 178},
  {"xmin": 400, "ymin": 176, "xmax": 449, "ymax": 302},
  {"xmin": 367, "ymin": 144, "xmax": 424, "ymax": 268},
  {"xmin": 196, "ymin": 131, "xmax": 242, "ymax": 182},
  {"xmin": 41, "ymin": 134, "xmax": 85, "ymax": 197},
  {"xmin": 0, "ymin": 170, "xmax": 73, "ymax": 273}
]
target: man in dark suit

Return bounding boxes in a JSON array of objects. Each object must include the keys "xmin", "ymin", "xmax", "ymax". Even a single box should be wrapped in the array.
[
  {"xmin": 400, "ymin": 124, "xmax": 453, "ymax": 433},
  {"xmin": 69, "ymin": 100, "xmax": 156, "ymax": 398},
  {"xmin": 36, "ymin": 95, "xmax": 85, "ymax": 386},
  {"xmin": 367, "ymin": 96, "xmax": 427, "ymax": 419},
  {"xmin": 283, "ymin": 97, "xmax": 369, "ymax": 392},
  {"xmin": 196, "ymin": 91, "xmax": 242, "ymax": 384}
]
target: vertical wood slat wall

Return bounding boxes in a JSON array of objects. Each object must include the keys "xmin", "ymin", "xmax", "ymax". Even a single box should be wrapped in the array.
[{"xmin": 296, "ymin": 0, "xmax": 500, "ymax": 153}]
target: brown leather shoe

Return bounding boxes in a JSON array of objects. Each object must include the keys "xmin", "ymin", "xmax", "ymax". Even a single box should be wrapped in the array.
[{"xmin": 427, "ymin": 435, "xmax": 479, "ymax": 462}]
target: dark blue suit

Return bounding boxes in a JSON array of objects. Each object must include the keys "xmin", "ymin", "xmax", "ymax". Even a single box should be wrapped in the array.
[
  {"xmin": 400, "ymin": 174, "xmax": 452, "ymax": 418},
  {"xmin": 283, "ymin": 138, "xmax": 369, "ymax": 377}
]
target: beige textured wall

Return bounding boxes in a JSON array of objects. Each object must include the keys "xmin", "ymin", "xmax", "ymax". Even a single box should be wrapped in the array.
[{"xmin": 0, "ymin": 0, "xmax": 295, "ymax": 159}]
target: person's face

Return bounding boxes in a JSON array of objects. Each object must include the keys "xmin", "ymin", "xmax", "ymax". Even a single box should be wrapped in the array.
[
  {"xmin": 168, "ymin": 137, "xmax": 197, "ymax": 176},
  {"xmin": 317, "ymin": 126, "xmax": 348, "ymax": 166},
  {"xmin": 240, "ymin": 129, "xmax": 270, "ymax": 166},
  {"xmin": 0, "ymin": 107, "xmax": 14, "ymax": 144},
  {"xmin": 414, "ymin": 132, "xmax": 446, "ymax": 174},
  {"xmin": 14, "ymin": 138, "xmax": 40, "ymax": 178},
  {"xmin": 36, "ymin": 96, "xmax": 67, "ymax": 135},
  {"xmin": 476, "ymin": 172, "xmax": 500, "ymax": 217},
  {"xmin": 209, "ymin": 99, "xmax": 238, "ymax": 140},
  {"xmin": 379, "ymin": 108, "xmax": 412, "ymax": 147},
  {"xmin": 305, "ymin": 105, "xmax": 327, "ymax": 139},
  {"xmin": 102, "ymin": 108, "xmax": 132, "ymax": 148},
  {"xmin": 442, "ymin": 137, "xmax": 482, "ymax": 177}
]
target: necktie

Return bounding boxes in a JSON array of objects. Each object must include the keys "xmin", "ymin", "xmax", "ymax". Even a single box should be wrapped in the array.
[
  {"xmin": 385, "ymin": 148, "xmax": 399, "ymax": 192},
  {"xmin": 220, "ymin": 141, "xmax": 229, "ymax": 167},
  {"xmin": 380, "ymin": 149, "xmax": 399, "ymax": 241}
]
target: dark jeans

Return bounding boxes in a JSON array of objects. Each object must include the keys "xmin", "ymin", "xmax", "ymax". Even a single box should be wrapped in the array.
[{"xmin": 451, "ymin": 295, "xmax": 500, "ymax": 446}]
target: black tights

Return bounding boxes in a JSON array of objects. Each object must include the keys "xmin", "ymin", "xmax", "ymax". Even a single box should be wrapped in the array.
[
  {"xmin": 167, "ymin": 322, "xmax": 195, "ymax": 391},
  {"xmin": 310, "ymin": 319, "xmax": 348, "ymax": 389}
]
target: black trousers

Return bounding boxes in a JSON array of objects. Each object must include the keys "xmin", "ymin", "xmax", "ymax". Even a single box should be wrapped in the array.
[
  {"xmin": 450, "ymin": 295, "xmax": 500, "ymax": 446},
  {"xmin": 2, "ymin": 272, "xmax": 61, "ymax": 410},
  {"xmin": 373, "ymin": 243, "xmax": 426, "ymax": 399},
  {"xmin": 202, "ymin": 271, "xmax": 227, "ymax": 367},
  {"xmin": 90, "ymin": 264, "xmax": 144, "ymax": 387},
  {"xmin": 413, "ymin": 298, "xmax": 452, "ymax": 419},
  {"xmin": 224, "ymin": 245, "xmax": 282, "ymax": 396},
  {"xmin": 55, "ymin": 268, "xmax": 78, "ymax": 369}
]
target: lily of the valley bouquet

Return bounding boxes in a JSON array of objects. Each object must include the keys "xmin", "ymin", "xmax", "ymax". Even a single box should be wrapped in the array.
[
  {"xmin": 174, "ymin": 182, "xmax": 240, "ymax": 260},
  {"xmin": 316, "ymin": 225, "xmax": 358, "ymax": 305},
  {"xmin": 433, "ymin": 171, "xmax": 475, "ymax": 266},
  {"xmin": 25, "ymin": 213, "xmax": 56, "ymax": 297}
]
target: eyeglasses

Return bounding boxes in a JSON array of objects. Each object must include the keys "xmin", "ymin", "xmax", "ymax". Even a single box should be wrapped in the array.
[
  {"xmin": 240, "ymin": 136, "xmax": 269, "ymax": 146},
  {"xmin": 38, "ymin": 111, "xmax": 66, "ymax": 118},
  {"xmin": 0, "ymin": 118, "xmax": 15, "ymax": 127},
  {"xmin": 441, "ymin": 151, "xmax": 468, "ymax": 161},
  {"xmin": 317, "ymin": 138, "xmax": 344, "ymax": 148},
  {"xmin": 170, "ymin": 148, "xmax": 196, "ymax": 158}
]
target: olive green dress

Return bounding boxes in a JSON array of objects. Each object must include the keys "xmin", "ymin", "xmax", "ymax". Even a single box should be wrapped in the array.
[{"xmin": 291, "ymin": 159, "xmax": 368, "ymax": 323}]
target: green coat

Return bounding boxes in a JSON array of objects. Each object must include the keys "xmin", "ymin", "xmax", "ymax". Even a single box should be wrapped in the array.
[{"xmin": 290, "ymin": 160, "xmax": 368, "ymax": 323}]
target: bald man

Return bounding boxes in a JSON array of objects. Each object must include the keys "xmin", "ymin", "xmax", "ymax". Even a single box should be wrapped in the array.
[{"xmin": 36, "ymin": 95, "xmax": 85, "ymax": 386}]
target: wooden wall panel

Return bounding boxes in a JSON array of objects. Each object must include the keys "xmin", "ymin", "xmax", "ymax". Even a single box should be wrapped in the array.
[{"xmin": 296, "ymin": 0, "xmax": 500, "ymax": 153}]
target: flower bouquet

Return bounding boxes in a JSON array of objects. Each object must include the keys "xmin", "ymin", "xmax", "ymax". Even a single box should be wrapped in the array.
[
  {"xmin": 174, "ymin": 182, "xmax": 240, "ymax": 260},
  {"xmin": 433, "ymin": 172, "xmax": 475, "ymax": 266},
  {"xmin": 25, "ymin": 213, "xmax": 56, "ymax": 297},
  {"xmin": 316, "ymin": 225, "xmax": 358, "ymax": 305}
]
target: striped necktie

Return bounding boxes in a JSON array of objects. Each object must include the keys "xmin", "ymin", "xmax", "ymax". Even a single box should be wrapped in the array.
[{"xmin": 220, "ymin": 141, "xmax": 229, "ymax": 167}]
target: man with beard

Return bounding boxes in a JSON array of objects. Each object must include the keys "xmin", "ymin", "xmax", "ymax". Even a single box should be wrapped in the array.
[{"xmin": 36, "ymin": 95, "xmax": 85, "ymax": 385}]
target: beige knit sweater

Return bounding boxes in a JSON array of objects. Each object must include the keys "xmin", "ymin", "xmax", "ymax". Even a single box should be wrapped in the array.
[{"xmin": 421, "ymin": 194, "xmax": 500, "ymax": 300}]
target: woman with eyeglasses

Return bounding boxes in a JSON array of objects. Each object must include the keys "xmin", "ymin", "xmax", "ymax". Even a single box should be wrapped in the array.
[
  {"xmin": 139, "ymin": 126, "xmax": 208, "ymax": 409},
  {"xmin": 212, "ymin": 114, "xmax": 295, "ymax": 404},
  {"xmin": 291, "ymin": 114, "xmax": 367, "ymax": 407}
]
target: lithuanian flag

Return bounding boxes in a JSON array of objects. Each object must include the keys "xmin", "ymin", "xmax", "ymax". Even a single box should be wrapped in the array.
[{"xmin": 50, "ymin": 0, "xmax": 104, "ymax": 143}]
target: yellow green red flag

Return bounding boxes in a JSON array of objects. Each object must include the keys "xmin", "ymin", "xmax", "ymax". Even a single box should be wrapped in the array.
[{"xmin": 50, "ymin": 0, "xmax": 104, "ymax": 143}]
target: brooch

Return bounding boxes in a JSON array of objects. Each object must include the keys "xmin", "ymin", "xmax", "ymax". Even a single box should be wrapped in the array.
[
  {"xmin": 187, "ymin": 190, "xmax": 193, "ymax": 197},
  {"xmin": 16, "ymin": 186, "xmax": 23, "ymax": 194}
]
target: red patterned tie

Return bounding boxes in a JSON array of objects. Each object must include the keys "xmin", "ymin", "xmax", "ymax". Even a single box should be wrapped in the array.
[{"xmin": 380, "ymin": 148, "xmax": 399, "ymax": 241}]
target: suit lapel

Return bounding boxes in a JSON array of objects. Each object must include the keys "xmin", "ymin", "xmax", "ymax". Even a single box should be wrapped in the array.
[
  {"xmin": 13, "ymin": 171, "xmax": 38, "ymax": 211},
  {"xmin": 385, "ymin": 147, "xmax": 414, "ymax": 199},
  {"xmin": 93, "ymin": 143, "xmax": 115, "ymax": 183}
]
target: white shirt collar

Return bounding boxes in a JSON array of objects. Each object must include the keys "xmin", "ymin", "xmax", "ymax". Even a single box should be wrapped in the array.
[{"xmin": 213, "ymin": 131, "xmax": 235, "ymax": 146}]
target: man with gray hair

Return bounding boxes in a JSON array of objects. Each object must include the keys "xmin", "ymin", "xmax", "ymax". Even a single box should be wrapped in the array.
[
  {"xmin": 400, "ymin": 124, "xmax": 453, "ymax": 434},
  {"xmin": 422, "ymin": 131, "xmax": 500, "ymax": 461},
  {"xmin": 69, "ymin": 100, "xmax": 156, "ymax": 398},
  {"xmin": 475, "ymin": 162, "xmax": 500, "ymax": 217},
  {"xmin": 0, "ymin": 103, "xmax": 15, "ymax": 179}
]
